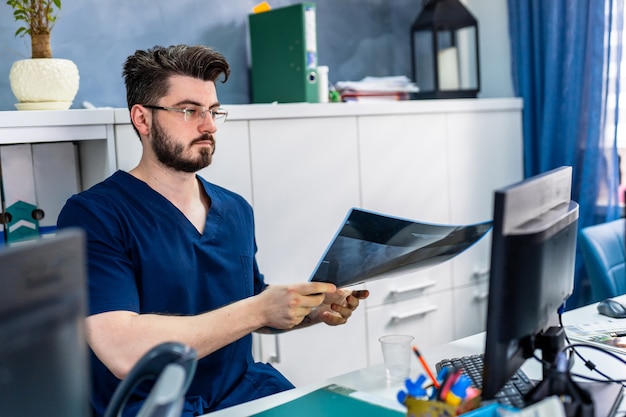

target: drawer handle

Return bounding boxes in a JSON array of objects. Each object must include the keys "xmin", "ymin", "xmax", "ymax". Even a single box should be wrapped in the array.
[
  {"xmin": 391, "ymin": 304, "xmax": 438, "ymax": 322},
  {"xmin": 474, "ymin": 291, "xmax": 489, "ymax": 301},
  {"xmin": 389, "ymin": 280, "xmax": 437, "ymax": 296},
  {"xmin": 268, "ymin": 334, "xmax": 281, "ymax": 364},
  {"xmin": 472, "ymin": 269, "xmax": 490, "ymax": 279}
]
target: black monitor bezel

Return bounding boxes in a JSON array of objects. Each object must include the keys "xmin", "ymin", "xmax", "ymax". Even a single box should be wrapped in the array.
[
  {"xmin": 0, "ymin": 230, "xmax": 91, "ymax": 417},
  {"xmin": 481, "ymin": 167, "xmax": 579, "ymax": 399}
]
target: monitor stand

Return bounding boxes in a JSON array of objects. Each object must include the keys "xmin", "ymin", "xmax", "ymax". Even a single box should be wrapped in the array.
[{"xmin": 525, "ymin": 327, "xmax": 623, "ymax": 417}]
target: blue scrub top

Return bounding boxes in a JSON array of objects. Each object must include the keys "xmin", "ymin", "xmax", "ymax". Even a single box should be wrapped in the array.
[{"xmin": 58, "ymin": 171, "xmax": 293, "ymax": 416}]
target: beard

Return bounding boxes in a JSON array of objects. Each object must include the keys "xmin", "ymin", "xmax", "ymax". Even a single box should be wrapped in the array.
[{"xmin": 150, "ymin": 117, "xmax": 215, "ymax": 173}]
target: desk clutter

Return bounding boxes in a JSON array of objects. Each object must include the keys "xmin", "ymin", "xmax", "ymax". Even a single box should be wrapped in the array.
[
  {"xmin": 397, "ymin": 369, "xmax": 482, "ymax": 416},
  {"xmin": 397, "ymin": 371, "xmax": 568, "ymax": 417}
]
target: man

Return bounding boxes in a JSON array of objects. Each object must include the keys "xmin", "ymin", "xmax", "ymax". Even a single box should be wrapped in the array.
[{"xmin": 57, "ymin": 44, "xmax": 368, "ymax": 416}]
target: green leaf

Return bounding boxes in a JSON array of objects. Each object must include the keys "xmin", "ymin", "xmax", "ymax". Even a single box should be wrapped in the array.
[{"xmin": 7, "ymin": 0, "xmax": 62, "ymax": 38}]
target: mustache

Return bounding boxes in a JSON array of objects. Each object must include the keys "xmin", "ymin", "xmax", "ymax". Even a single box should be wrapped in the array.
[{"xmin": 191, "ymin": 134, "xmax": 215, "ymax": 146}]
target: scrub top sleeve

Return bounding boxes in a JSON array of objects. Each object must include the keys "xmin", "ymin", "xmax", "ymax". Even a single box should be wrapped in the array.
[
  {"xmin": 252, "ymin": 255, "xmax": 268, "ymax": 295},
  {"xmin": 58, "ymin": 195, "xmax": 140, "ymax": 315}
]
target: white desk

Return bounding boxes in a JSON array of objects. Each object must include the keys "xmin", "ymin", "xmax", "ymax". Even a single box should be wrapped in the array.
[{"xmin": 203, "ymin": 296, "xmax": 626, "ymax": 416}]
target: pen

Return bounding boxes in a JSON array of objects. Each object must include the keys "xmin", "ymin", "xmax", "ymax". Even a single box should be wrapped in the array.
[
  {"xmin": 412, "ymin": 345, "xmax": 440, "ymax": 389},
  {"xmin": 609, "ymin": 331, "xmax": 626, "ymax": 337},
  {"xmin": 438, "ymin": 366, "xmax": 462, "ymax": 401}
]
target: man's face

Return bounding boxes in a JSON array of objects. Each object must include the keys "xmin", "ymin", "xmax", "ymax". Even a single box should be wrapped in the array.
[
  {"xmin": 150, "ymin": 115, "xmax": 213, "ymax": 173},
  {"xmin": 146, "ymin": 75, "xmax": 220, "ymax": 173}
]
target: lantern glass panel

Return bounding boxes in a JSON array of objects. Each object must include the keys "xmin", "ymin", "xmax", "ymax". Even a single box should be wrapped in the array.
[
  {"xmin": 456, "ymin": 26, "xmax": 478, "ymax": 90},
  {"xmin": 413, "ymin": 30, "xmax": 434, "ymax": 92},
  {"xmin": 436, "ymin": 30, "xmax": 459, "ymax": 91}
]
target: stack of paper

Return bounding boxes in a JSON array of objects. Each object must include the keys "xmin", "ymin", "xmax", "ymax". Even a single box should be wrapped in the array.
[
  {"xmin": 565, "ymin": 321, "xmax": 626, "ymax": 355},
  {"xmin": 335, "ymin": 76, "xmax": 419, "ymax": 102}
]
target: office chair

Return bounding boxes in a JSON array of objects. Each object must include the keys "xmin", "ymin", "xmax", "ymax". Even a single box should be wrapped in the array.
[
  {"xmin": 579, "ymin": 218, "xmax": 626, "ymax": 302},
  {"xmin": 104, "ymin": 342, "xmax": 197, "ymax": 417}
]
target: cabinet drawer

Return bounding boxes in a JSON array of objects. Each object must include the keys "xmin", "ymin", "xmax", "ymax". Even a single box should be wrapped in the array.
[
  {"xmin": 364, "ymin": 262, "xmax": 452, "ymax": 308},
  {"xmin": 451, "ymin": 234, "xmax": 491, "ymax": 288},
  {"xmin": 366, "ymin": 291, "xmax": 454, "ymax": 366},
  {"xmin": 452, "ymin": 281, "xmax": 489, "ymax": 339}
]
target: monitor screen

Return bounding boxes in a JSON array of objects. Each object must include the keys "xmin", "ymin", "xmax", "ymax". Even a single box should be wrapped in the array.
[
  {"xmin": 481, "ymin": 166, "xmax": 579, "ymax": 399},
  {"xmin": 0, "ymin": 230, "xmax": 91, "ymax": 417}
]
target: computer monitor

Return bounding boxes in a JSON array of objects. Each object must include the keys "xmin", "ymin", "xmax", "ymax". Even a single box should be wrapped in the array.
[
  {"xmin": 481, "ymin": 166, "xmax": 579, "ymax": 399},
  {"xmin": 0, "ymin": 230, "xmax": 91, "ymax": 417}
]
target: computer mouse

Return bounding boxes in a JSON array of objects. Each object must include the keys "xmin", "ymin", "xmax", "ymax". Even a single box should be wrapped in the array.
[{"xmin": 597, "ymin": 298, "xmax": 626, "ymax": 319}]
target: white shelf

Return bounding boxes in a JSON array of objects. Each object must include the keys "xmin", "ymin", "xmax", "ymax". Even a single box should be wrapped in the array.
[
  {"xmin": 0, "ymin": 108, "xmax": 114, "ymax": 127},
  {"xmin": 0, "ymin": 109, "xmax": 117, "ymax": 186},
  {"xmin": 0, "ymin": 109, "xmax": 114, "ymax": 144}
]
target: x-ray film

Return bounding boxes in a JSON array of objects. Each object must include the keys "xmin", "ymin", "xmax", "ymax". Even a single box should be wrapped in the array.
[{"xmin": 310, "ymin": 208, "xmax": 492, "ymax": 287}]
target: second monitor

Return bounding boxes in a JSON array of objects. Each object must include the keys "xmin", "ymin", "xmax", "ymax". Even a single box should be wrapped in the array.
[{"xmin": 482, "ymin": 165, "xmax": 578, "ymax": 399}]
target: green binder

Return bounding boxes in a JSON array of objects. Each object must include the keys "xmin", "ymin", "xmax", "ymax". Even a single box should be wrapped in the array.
[
  {"xmin": 248, "ymin": 3, "xmax": 319, "ymax": 103},
  {"xmin": 250, "ymin": 384, "xmax": 405, "ymax": 417}
]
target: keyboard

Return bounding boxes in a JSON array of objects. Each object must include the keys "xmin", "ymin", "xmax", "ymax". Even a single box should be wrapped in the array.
[{"xmin": 436, "ymin": 354, "xmax": 535, "ymax": 409}]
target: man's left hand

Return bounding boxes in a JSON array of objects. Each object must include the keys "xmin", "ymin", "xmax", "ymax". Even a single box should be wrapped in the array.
[{"xmin": 313, "ymin": 289, "xmax": 370, "ymax": 326}]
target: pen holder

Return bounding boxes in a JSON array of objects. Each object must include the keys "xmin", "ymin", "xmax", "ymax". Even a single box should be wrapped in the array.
[
  {"xmin": 404, "ymin": 397, "xmax": 456, "ymax": 417},
  {"xmin": 404, "ymin": 398, "xmax": 511, "ymax": 417}
]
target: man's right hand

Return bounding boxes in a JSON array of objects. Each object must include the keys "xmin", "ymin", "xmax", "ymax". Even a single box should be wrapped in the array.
[{"xmin": 256, "ymin": 282, "xmax": 337, "ymax": 329}]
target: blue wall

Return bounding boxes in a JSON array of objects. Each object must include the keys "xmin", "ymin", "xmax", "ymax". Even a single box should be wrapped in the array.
[{"xmin": 0, "ymin": 0, "xmax": 419, "ymax": 110}]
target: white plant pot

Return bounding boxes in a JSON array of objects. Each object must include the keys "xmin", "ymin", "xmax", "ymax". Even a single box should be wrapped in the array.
[{"xmin": 9, "ymin": 58, "xmax": 80, "ymax": 110}]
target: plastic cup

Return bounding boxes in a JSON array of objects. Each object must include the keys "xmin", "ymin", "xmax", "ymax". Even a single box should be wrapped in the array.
[{"xmin": 379, "ymin": 334, "xmax": 414, "ymax": 382}]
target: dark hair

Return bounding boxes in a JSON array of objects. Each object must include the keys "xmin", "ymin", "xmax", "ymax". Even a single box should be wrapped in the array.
[{"xmin": 122, "ymin": 44, "xmax": 230, "ymax": 110}]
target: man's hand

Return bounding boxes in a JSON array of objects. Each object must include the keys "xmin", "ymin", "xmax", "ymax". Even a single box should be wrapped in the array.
[
  {"xmin": 256, "ymin": 282, "xmax": 337, "ymax": 330},
  {"xmin": 310, "ymin": 288, "xmax": 370, "ymax": 326}
]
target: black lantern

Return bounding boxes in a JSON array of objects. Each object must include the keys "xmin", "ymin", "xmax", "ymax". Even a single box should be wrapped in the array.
[{"xmin": 410, "ymin": 0, "xmax": 480, "ymax": 99}]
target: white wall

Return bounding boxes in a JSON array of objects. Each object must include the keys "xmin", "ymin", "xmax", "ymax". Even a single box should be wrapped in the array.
[{"xmin": 466, "ymin": 0, "xmax": 515, "ymax": 98}]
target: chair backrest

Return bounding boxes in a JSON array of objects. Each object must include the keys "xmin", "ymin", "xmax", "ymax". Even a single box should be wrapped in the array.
[
  {"xmin": 579, "ymin": 218, "xmax": 626, "ymax": 301},
  {"xmin": 104, "ymin": 342, "xmax": 197, "ymax": 417}
]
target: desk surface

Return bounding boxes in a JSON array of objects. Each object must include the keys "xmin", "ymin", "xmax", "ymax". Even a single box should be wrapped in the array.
[{"xmin": 202, "ymin": 296, "xmax": 626, "ymax": 416}]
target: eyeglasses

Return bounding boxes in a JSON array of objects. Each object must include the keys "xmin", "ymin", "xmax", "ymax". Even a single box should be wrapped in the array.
[{"xmin": 143, "ymin": 104, "xmax": 228, "ymax": 125}]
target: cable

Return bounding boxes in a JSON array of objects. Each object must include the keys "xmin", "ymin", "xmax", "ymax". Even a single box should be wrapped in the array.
[
  {"xmin": 563, "ymin": 345, "xmax": 626, "ymax": 384},
  {"xmin": 558, "ymin": 313, "xmax": 620, "ymax": 384}
]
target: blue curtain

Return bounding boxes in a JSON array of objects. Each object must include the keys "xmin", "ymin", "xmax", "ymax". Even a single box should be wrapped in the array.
[{"xmin": 507, "ymin": 0, "xmax": 623, "ymax": 308}]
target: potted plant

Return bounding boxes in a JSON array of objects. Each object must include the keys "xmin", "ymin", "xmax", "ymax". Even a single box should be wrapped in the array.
[{"xmin": 7, "ymin": 0, "xmax": 80, "ymax": 110}]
